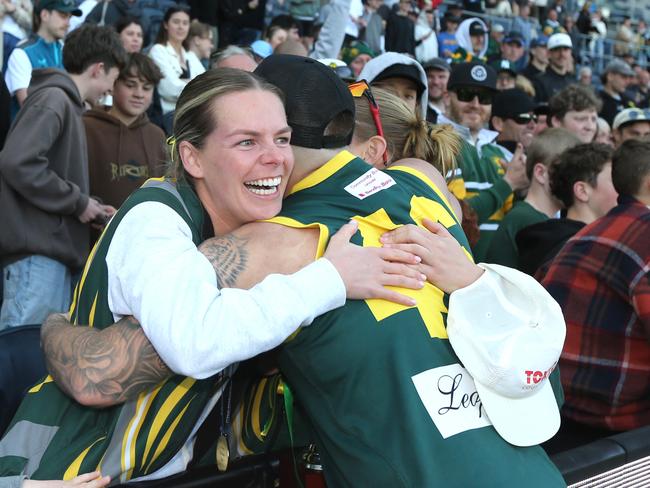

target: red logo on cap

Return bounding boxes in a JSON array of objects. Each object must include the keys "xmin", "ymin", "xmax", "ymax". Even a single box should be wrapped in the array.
[{"xmin": 524, "ymin": 363, "xmax": 557, "ymax": 384}]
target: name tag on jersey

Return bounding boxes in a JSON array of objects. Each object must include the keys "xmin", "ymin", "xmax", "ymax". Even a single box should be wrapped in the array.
[
  {"xmin": 412, "ymin": 363, "xmax": 492, "ymax": 439},
  {"xmin": 344, "ymin": 168, "xmax": 396, "ymax": 200}
]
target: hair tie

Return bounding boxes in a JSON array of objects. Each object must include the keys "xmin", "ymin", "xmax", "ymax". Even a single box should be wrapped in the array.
[{"xmin": 166, "ymin": 135, "xmax": 177, "ymax": 163}]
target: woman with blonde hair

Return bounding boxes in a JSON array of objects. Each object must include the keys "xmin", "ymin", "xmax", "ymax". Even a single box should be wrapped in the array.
[{"xmin": 349, "ymin": 84, "xmax": 462, "ymax": 217}]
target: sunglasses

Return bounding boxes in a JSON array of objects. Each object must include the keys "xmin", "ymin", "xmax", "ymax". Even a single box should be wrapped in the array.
[
  {"xmin": 348, "ymin": 80, "xmax": 388, "ymax": 165},
  {"xmin": 454, "ymin": 87, "xmax": 493, "ymax": 105},
  {"xmin": 511, "ymin": 113, "xmax": 538, "ymax": 125}
]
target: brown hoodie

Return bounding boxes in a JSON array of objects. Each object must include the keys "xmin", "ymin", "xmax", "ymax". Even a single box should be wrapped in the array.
[
  {"xmin": 83, "ymin": 107, "xmax": 166, "ymax": 210},
  {"xmin": 0, "ymin": 69, "xmax": 90, "ymax": 269}
]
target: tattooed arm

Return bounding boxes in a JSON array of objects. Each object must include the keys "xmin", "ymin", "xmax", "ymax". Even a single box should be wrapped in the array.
[{"xmin": 41, "ymin": 314, "xmax": 171, "ymax": 408}]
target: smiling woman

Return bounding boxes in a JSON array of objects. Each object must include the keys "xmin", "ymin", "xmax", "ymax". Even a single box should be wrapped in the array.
[{"xmin": 3, "ymin": 68, "xmax": 426, "ymax": 486}]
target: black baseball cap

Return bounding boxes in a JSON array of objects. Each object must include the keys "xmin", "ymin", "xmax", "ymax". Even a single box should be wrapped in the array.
[
  {"xmin": 372, "ymin": 63, "xmax": 427, "ymax": 98},
  {"xmin": 492, "ymin": 88, "xmax": 535, "ymax": 119},
  {"xmin": 255, "ymin": 55, "xmax": 355, "ymax": 150},
  {"xmin": 448, "ymin": 61, "xmax": 497, "ymax": 92},
  {"xmin": 469, "ymin": 21, "xmax": 488, "ymax": 36},
  {"xmin": 37, "ymin": 0, "xmax": 82, "ymax": 15}
]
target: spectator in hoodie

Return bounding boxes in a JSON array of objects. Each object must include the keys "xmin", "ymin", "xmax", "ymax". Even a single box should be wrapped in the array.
[
  {"xmin": 358, "ymin": 52, "xmax": 429, "ymax": 119},
  {"xmin": 516, "ymin": 143, "xmax": 618, "ymax": 277},
  {"xmin": 84, "ymin": 53, "xmax": 166, "ymax": 216},
  {"xmin": 452, "ymin": 18, "xmax": 488, "ymax": 63},
  {"xmin": 549, "ymin": 83, "xmax": 601, "ymax": 143},
  {"xmin": 0, "ymin": 24, "xmax": 126, "ymax": 329},
  {"xmin": 5, "ymin": 0, "xmax": 81, "ymax": 111},
  {"xmin": 485, "ymin": 128, "xmax": 581, "ymax": 268}
]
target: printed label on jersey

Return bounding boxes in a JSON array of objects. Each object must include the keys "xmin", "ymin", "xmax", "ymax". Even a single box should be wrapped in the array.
[
  {"xmin": 344, "ymin": 168, "xmax": 396, "ymax": 200},
  {"xmin": 412, "ymin": 363, "xmax": 492, "ymax": 439}
]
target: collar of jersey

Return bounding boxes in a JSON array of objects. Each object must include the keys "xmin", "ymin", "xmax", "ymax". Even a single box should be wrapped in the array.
[{"xmin": 287, "ymin": 150, "xmax": 356, "ymax": 196}]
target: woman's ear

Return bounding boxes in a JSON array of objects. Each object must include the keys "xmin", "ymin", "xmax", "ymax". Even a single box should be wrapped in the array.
[
  {"xmin": 179, "ymin": 141, "xmax": 204, "ymax": 179},
  {"xmin": 364, "ymin": 135, "xmax": 388, "ymax": 168}
]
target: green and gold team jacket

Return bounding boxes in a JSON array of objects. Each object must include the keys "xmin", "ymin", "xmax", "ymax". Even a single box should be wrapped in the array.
[
  {"xmin": 270, "ymin": 151, "xmax": 564, "ymax": 488},
  {"xmin": 447, "ymin": 140, "xmax": 514, "ymax": 261},
  {"xmin": 0, "ymin": 179, "xmax": 224, "ymax": 485}
]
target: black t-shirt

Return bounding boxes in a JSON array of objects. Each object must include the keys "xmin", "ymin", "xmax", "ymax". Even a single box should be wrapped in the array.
[{"xmin": 599, "ymin": 89, "xmax": 635, "ymax": 125}]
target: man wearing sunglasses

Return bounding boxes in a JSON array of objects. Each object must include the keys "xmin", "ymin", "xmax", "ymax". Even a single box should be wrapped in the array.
[{"xmin": 440, "ymin": 62, "xmax": 529, "ymax": 260}]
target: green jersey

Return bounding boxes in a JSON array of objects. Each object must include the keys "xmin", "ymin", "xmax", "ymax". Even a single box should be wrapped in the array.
[
  {"xmin": 485, "ymin": 200, "xmax": 549, "ymax": 268},
  {"xmin": 271, "ymin": 151, "xmax": 565, "ymax": 488},
  {"xmin": 0, "ymin": 179, "xmax": 224, "ymax": 484}
]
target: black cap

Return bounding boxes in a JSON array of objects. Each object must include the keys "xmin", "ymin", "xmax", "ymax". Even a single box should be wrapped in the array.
[
  {"xmin": 422, "ymin": 57, "xmax": 451, "ymax": 73},
  {"xmin": 255, "ymin": 55, "xmax": 355, "ymax": 149},
  {"xmin": 448, "ymin": 61, "xmax": 497, "ymax": 91},
  {"xmin": 372, "ymin": 63, "xmax": 427, "ymax": 98},
  {"xmin": 492, "ymin": 88, "xmax": 535, "ymax": 119},
  {"xmin": 469, "ymin": 21, "xmax": 488, "ymax": 36},
  {"xmin": 444, "ymin": 12, "xmax": 461, "ymax": 22},
  {"xmin": 503, "ymin": 31, "xmax": 525, "ymax": 46}
]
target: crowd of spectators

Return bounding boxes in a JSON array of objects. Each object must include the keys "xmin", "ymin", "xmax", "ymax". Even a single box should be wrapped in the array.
[{"xmin": 0, "ymin": 0, "xmax": 648, "ymax": 485}]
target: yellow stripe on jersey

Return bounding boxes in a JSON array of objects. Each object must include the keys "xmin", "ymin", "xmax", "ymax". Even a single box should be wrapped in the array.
[
  {"xmin": 265, "ymin": 216, "xmax": 329, "ymax": 260},
  {"xmin": 144, "ymin": 399, "xmax": 194, "ymax": 474},
  {"xmin": 122, "ymin": 382, "xmax": 164, "ymax": 479},
  {"xmin": 387, "ymin": 165, "xmax": 456, "ymax": 215},
  {"xmin": 141, "ymin": 377, "xmax": 196, "ymax": 468},
  {"xmin": 287, "ymin": 150, "xmax": 356, "ymax": 196},
  {"xmin": 63, "ymin": 435, "xmax": 107, "ymax": 480},
  {"xmin": 251, "ymin": 378, "xmax": 268, "ymax": 442},
  {"xmin": 28, "ymin": 375, "xmax": 54, "ymax": 393},
  {"xmin": 447, "ymin": 177, "xmax": 467, "ymax": 200},
  {"xmin": 88, "ymin": 293, "xmax": 98, "ymax": 327}
]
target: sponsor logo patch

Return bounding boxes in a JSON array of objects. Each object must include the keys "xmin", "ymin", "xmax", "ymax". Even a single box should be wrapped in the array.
[
  {"xmin": 344, "ymin": 168, "xmax": 396, "ymax": 200},
  {"xmin": 412, "ymin": 363, "xmax": 492, "ymax": 439}
]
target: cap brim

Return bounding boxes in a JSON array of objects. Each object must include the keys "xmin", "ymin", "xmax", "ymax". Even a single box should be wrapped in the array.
[
  {"xmin": 58, "ymin": 7, "xmax": 82, "ymax": 16},
  {"xmin": 474, "ymin": 379, "xmax": 561, "ymax": 447}
]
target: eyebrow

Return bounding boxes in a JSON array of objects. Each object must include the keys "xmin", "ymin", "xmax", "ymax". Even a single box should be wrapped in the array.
[{"xmin": 227, "ymin": 126, "xmax": 293, "ymax": 138}]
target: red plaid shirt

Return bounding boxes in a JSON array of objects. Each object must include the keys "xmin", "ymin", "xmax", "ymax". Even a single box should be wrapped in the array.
[{"xmin": 542, "ymin": 197, "xmax": 650, "ymax": 431}]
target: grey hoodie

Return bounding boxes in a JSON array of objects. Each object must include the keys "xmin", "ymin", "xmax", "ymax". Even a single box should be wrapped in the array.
[
  {"xmin": 0, "ymin": 68, "xmax": 90, "ymax": 269},
  {"xmin": 358, "ymin": 52, "xmax": 429, "ymax": 119},
  {"xmin": 455, "ymin": 18, "xmax": 489, "ymax": 59}
]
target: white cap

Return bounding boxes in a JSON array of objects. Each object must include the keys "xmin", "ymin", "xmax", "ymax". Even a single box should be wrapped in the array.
[
  {"xmin": 447, "ymin": 263, "xmax": 566, "ymax": 447},
  {"xmin": 547, "ymin": 33, "xmax": 572, "ymax": 50}
]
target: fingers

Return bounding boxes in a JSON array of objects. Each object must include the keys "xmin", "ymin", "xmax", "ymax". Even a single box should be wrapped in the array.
[
  {"xmin": 71, "ymin": 472, "xmax": 101, "ymax": 483},
  {"xmin": 375, "ymin": 246, "xmax": 422, "ymax": 264},
  {"xmin": 380, "ymin": 224, "xmax": 430, "ymax": 246},
  {"xmin": 368, "ymin": 287, "xmax": 417, "ymax": 307},
  {"xmin": 421, "ymin": 218, "xmax": 450, "ymax": 237},
  {"xmin": 380, "ymin": 273, "xmax": 425, "ymax": 291},
  {"xmin": 331, "ymin": 220, "xmax": 359, "ymax": 244}
]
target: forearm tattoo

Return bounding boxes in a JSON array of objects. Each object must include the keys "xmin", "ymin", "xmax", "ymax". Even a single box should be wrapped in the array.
[
  {"xmin": 42, "ymin": 314, "xmax": 171, "ymax": 407},
  {"xmin": 199, "ymin": 234, "xmax": 249, "ymax": 288}
]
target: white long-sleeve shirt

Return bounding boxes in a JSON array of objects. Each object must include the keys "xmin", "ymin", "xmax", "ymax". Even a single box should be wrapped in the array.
[{"xmin": 106, "ymin": 201, "xmax": 346, "ymax": 379}]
